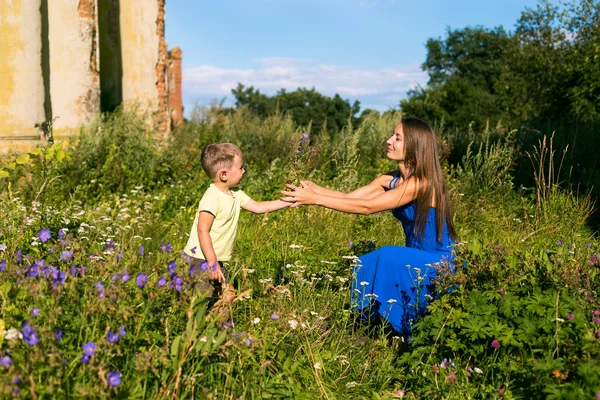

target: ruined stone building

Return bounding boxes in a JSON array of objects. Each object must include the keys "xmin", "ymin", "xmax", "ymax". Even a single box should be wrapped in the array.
[{"xmin": 0, "ymin": 0, "xmax": 183, "ymax": 153}]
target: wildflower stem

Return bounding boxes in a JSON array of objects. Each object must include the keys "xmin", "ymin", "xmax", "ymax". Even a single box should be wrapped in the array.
[{"xmin": 420, "ymin": 308, "xmax": 454, "ymax": 384}]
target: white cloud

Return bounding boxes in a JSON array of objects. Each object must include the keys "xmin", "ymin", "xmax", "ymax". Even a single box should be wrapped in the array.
[{"xmin": 182, "ymin": 58, "xmax": 427, "ymax": 110}]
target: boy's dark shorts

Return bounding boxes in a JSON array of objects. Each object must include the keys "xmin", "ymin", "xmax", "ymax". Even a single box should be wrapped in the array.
[{"xmin": 188, "ymin": 257, "xmax": 229, "ymax": 298}]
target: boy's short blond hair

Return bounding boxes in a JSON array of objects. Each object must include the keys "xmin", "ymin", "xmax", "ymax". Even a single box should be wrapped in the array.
[{"xmin": 201, "ymin": 143, "xmax": 242, "ymax": 180}]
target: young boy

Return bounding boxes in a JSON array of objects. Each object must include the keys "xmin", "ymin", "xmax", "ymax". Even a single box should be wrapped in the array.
[{"xmin": 183, "ymin": 143, "xmax": 289, "ymax": 305}]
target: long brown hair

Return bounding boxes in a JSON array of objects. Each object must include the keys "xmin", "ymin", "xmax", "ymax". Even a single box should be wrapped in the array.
[{"xmin": 401, "ymin": 117, "xmax": 458, "ymax": 243}]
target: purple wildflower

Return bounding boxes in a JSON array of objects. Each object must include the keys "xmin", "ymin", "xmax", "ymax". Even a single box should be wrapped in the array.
[
  {"xmin": 491, "ymin": 339, "xmax": 500, "ymax": 349},
  {"xmin": 1, "ymin": 355, "xmax": 12, "ymax": 368},
  {"xmin": 200, "ymin": 261, "xmax": 209, "ymax": 271},
  {"xmin": 173, "ymin": 276, "xmax": 183, "ymax": 292},
  {"xmin": 107, "ymin": 331, "xmax": 119, "ymax": 344},
  {"xmin": 157, "ymin": 276, "xmax": 167, "ymax": 287},
  {"xmin": 21, "ymin": 322, "xmax": 39, "ymax": 346},
  {"xmin": 116, "ymin": 250, "xmax": 123, "ymax": 262},
  {"xmin": 58, "ymin": 229, "xmax": 66, "ymax": 240},
  {"xmin": 567, "ymin": 313, "xmax": 575, "ymax": 320},
  {"xmin": 83, "ymin": 342, "xmax": 96, "ymax": 357},
  {"xmin": 31, "ymin": 307, "xmax": 40, "ymax": 317},
  {"xmin": 301, "ymin": 133, "xmax": 309, "ymax": 140},
  {"xmin": 0, "ymin": 260, "xmax": 6, "ymax": 272},
  {"xmin": 103, "ymin": 239, "xmax": 114, "ymax": 251},
  {"xmin": 271, "ymin": 313, "xmax": 280, "ymax": 320},
  {"xmin": 60, "ymin": 250, "xmax": 73, "ymax": 263},
  {"xmin": 440, "ymin": 358, "xmax": 454, "ymax": 368},
  {"xmin": 38, "ymin": 228, "xmax": 52, "ymax": 243},
  {"xmin": 51, "ymin": 267, "xmax": 66, "ymax": 287},
  {"xmin": 167, "ymin": 260, "xmax": 177, "ymax": 275},
  {"xmin": 138, "ymin": 245, "xmax": 144, "ymax": 257},
  {"xmin": 136, "ymin": 273, "xmax": 148, "ymax": 289},
  {"xmin": 26, "ymin": 263, "xmax": 39, "ymax": 278},
  {"xmin": 558, "ymin": 240, "xmax": 563, "ymax": 246},
  {"xmin": 245, "ymin": 337, "xmax": 254, "ymax": 346},
  {"xmin": 118, "ymin": 325, "xmax": 126, "ymax": 337},
  {"xmin": 160, "ymin": 242, "xmax": 172, "ymax": 253},
  {"xmin": 121, "ymin": 272, "xmax": 130, "ymax": 283},
  {"xmin": 112, "ymin": 273, "xmax": 120, "ymax": 281},
  {"xmin": 16, "ymin": 250, "xmax": 22, "ymax": 263},
  {"xmin": 593, "ymin": 317, "xmax": 600, "ymax": 325},
  {"xmin": 107, "ymin": 371, "xmax": 121, "ymax": 387},
  {"xmin": 55, "ymin": 329, "xmax": 63, "ymax": 342},
  {"xmin": 96, "ymin": 281, "xmax": 106, "ymax": 298}
]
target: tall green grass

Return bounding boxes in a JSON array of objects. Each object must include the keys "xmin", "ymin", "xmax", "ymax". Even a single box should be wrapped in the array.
[{"xmin": 0, "ymin": 106, "xmax": 598, "ymax": 398}]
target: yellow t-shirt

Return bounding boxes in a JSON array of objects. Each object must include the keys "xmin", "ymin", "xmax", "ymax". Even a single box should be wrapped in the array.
[{"xmin": 184, "ymin": 184, "xmax": 251, "ymax": 261}]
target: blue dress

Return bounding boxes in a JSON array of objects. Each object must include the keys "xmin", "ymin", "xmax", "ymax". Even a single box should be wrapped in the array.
[{"xmin": 351, "ymin": 182, "xmax": 454, "ymax": 335}]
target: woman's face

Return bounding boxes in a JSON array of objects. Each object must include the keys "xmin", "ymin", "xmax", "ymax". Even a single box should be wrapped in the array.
[{"xmin": 386, "ymin": 124, "xmax": 406, "ymax": 161}]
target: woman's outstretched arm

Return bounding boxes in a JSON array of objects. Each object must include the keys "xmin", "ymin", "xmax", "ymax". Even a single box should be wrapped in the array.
[
  {"xmin": 281, "ymin": 177, "xmax": 419, "ymax": 215},
  {"xmin": 300, "ymin": 174, "xmax": 393, "ymax": 200}
]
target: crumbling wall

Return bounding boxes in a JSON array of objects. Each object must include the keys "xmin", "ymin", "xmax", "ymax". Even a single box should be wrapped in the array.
[
  {"xmin": 47, "ymin": 0, "xmax": 100, "ymax": 131},
  {"xmin": 155, "ymin": 0, "xmax": 169, "ymax": 134},
  {"xmin": 119, "ymin": 0, "xmax": 159, "ymax": 110},
  {"xmin": 0, "ymin": 0, "xmax": 45, "ymax": 153},
  {"xmin": 0, "ymin": 0, "xmax": 179, "ymax": 153},
  {"xmin": 168, "ymin": 47, "xmax": 183, "ymax": 128}
]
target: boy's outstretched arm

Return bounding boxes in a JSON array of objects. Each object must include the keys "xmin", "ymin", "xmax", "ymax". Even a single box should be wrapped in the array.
[
  {"xmin": 197, "ymin": 211, "xmax": 225, "ymax": 282},
  {"xmin": 242, "ymin": 199, "xmax": 290, "ymax": 214}
]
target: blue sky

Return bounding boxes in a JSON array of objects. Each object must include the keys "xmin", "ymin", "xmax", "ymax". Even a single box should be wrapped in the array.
[{"xmin": 165, "ymin": 0, "xmax": 539, "ymax": 114}]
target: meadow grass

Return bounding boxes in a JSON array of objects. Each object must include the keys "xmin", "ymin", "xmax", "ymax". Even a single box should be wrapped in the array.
[{"xmin": 0, "ymin": 108, "xmax": 598, "ymax": 398}]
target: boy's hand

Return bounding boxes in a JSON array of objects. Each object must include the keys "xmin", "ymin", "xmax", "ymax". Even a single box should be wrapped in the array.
[{"xmin": 210, "ymin": 263, "xmax": 225, "ymax": 282}]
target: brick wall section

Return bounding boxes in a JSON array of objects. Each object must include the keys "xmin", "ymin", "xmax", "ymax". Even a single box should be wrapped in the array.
[
  {"xmin": 78, "ymin": 0, "xmax": 99, "ymax": 85},
  {"xmin": 78, "ymin": 0, "xmax": 95, "ymax": 19},
  {"xmin": 154, "ymin": 0, "xmax": 169, "ymax": 134},
  {"xmin": 168, "ymin": 47, "xmax": 183, "ymax": 128}
]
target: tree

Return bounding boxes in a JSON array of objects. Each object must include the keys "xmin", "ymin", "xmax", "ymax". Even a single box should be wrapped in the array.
[
  {"xmin": 400, "ymin": 26, "xmax": 516, "ymax": 132},
  {"xmin": 230, "ymin": 84, "xmax": 361, "ymax": 137}
]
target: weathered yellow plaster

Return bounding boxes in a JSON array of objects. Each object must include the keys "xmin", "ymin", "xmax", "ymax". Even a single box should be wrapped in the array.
[
  {"xmin": 120, "ymin": 0, "xmax": 160, "ymax": 111},
  {"xmin": 0, "ymin": 0, "xmax": 45, "ymax": 136},
  {"xmin": 48, "ymin": 0, "xmax": 100, "ymax": 130}
]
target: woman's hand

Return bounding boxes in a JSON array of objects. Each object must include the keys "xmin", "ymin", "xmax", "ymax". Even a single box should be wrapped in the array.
[
  {"xmin": 280, "ymin": 182, "xmax": 318, "ymax": 207},
  {"xmin": 299, "ymin": 180, "xmax": 320, "ymax": 191}
]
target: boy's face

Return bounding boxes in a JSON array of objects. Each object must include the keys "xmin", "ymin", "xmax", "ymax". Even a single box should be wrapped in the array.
[{"xmin": 222, "ymin": 154, "xmax": 245, "ymax": 186}]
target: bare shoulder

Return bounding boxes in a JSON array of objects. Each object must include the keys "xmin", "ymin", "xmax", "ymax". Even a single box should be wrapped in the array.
[{"xmin": 375, "ymin": 171, "xmax": 398, "ymax": 189}]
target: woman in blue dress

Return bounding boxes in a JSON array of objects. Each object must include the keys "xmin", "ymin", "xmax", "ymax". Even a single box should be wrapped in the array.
[{"xmin": 281, "ymin": 117, "xmax": 458, "ymax": 336}]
